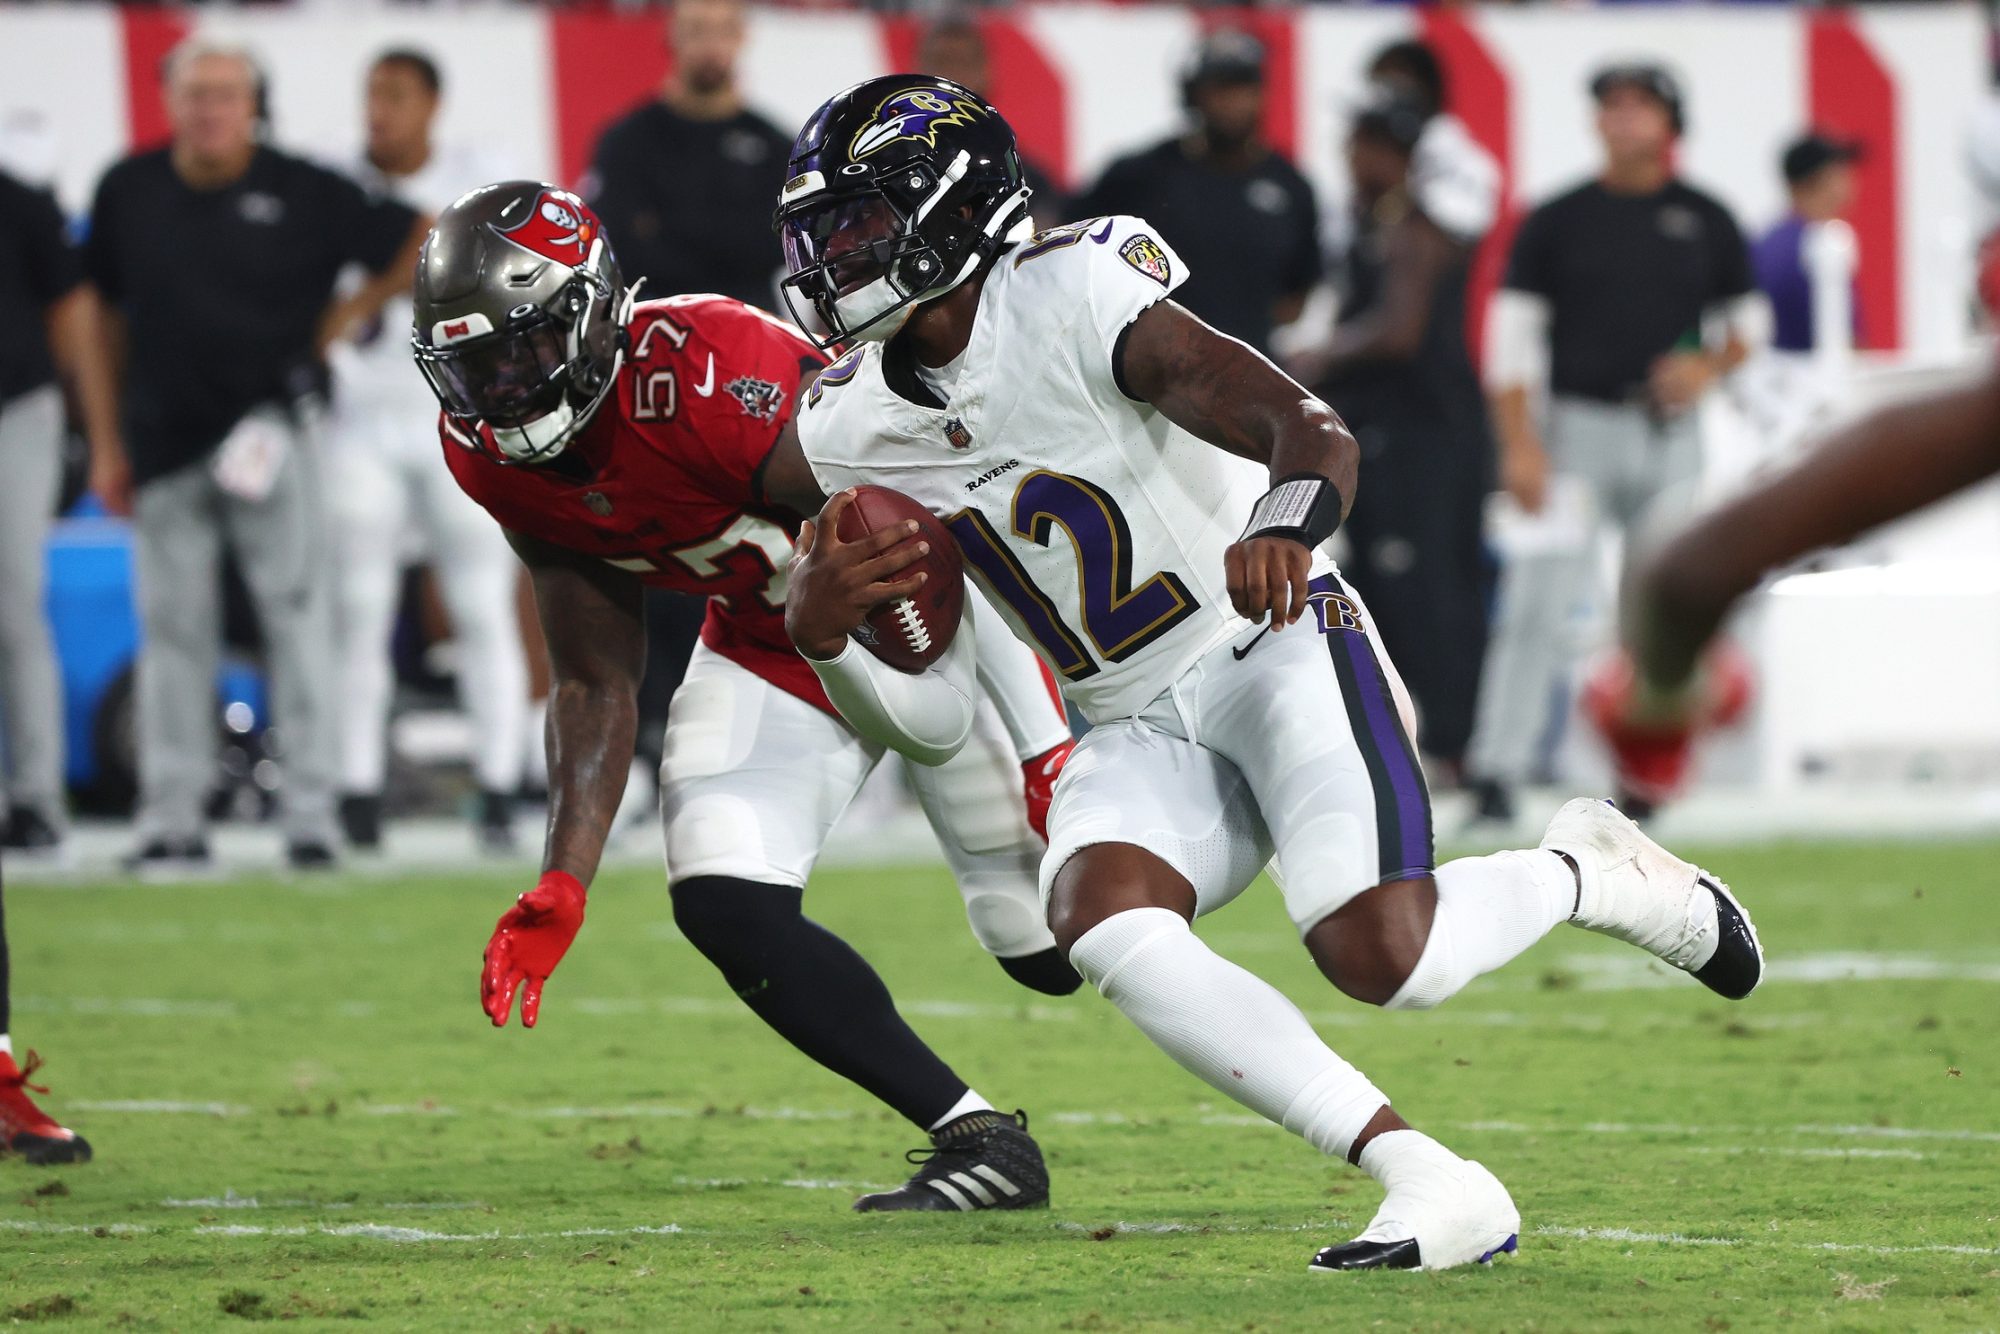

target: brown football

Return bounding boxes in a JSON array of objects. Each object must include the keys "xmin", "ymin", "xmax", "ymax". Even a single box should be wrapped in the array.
[{"xmin": 832, "ymin": 485, "xmax": 965, "ymax": 674}]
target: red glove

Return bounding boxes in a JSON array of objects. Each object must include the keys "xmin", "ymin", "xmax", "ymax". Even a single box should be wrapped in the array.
[
  {"xmin": 1021, "ymin": 739, "xmax": 1075, "ymax": 842},
  {"xmin": 1582, "ymin": 644, "xmax": 1752, "ymax": 806},
  {"xmin": 481, "ymin": 870, "xmax": 587, "ymax": 1029}
]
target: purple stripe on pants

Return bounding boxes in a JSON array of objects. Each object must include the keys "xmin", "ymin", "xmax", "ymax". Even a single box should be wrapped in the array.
[{"xmin": 1310, "ymin": 574, "xmax": 1433, "ymax": 879}]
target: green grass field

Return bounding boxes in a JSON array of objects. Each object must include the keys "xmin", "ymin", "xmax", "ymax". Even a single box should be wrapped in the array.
[{"xmin": 3, "ymin": 839, "xmax": 1997, "ymax": 1331}]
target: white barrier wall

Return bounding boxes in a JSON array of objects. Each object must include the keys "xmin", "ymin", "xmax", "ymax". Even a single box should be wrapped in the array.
[{"xmin": 0, "ymin": 3, "xmax": 1989, "ymax": 358}]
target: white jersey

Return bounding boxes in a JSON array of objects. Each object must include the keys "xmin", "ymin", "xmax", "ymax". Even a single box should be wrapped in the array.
[
  {"xmin": 330, "ymin": 145, "xmax": 512, "ymax": 435},
  {"xmin": 800, "ymin": 214, "xmax": 1332, "ymax": 724}
]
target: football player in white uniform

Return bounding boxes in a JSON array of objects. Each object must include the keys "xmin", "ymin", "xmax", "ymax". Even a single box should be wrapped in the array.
[
  {"xmin": 775, "ymin": 77, "xmax": 1768, "ymax": 1273},
  {"xmin": 327, "ymin": 50, "xmax": 530, "ymax": 851}
]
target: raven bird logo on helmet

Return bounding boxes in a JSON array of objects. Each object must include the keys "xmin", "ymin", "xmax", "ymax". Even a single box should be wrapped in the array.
[
  {"xmin": 410, "ymin": 181, "xmax": 634, "ymax": 465},
  {"xmin": 851, "ymin": 88, "xmax": 988, "ymax": 159},
  {"xmin": 775, "ymin": 75, "xmax": 1033, "ymax": 347}
]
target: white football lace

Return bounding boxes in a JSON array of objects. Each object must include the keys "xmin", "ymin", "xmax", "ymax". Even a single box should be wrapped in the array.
[{"xmin": 894, "ymin": 599, "xmax": 932, "ymax": 655}]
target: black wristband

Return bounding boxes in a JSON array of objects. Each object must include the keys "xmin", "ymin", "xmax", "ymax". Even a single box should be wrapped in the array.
[{"xmin": 1241, "ymin": 473, "xmax": 1345, "ymax": 548}]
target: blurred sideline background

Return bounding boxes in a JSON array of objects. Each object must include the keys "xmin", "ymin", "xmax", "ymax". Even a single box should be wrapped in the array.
[{"xmin": 5, "ymin": 1, "xmax": 2000, "ymax": 879}]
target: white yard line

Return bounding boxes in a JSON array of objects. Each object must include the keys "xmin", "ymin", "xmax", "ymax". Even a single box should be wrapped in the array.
[
  {"xmin": 10, "ymin": 1215, "xmax": 1992, "ymax": 1258},
  {"xmin": 69, "ymin": 1099, "xmax": 250, "ymax": 1116},
  {"xmin": 63, "ymin": 1099, "xmax": 2000, "ymax": 1150}
]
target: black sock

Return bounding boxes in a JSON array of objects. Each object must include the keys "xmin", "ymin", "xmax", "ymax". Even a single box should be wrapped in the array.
[
  {"xmin": 671, "ymin": 877, "xmax": 968, "ymax": 1128},
  {"xmin": 998, "ymin": 946, "xmax": 1083, "ymax": 996}
]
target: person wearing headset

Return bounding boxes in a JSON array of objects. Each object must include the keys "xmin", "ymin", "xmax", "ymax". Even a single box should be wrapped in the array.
[
  {"xmin": 85, "ymin": 39, "xmax": 430, "ymax": 875},
  {"xmin": 1072, "ymin": 28, "xmax": 1321, "ymax": 357}
]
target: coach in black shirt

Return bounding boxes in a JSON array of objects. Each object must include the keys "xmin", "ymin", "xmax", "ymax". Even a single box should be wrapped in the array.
[
  {"xmin": 1074, "ymin": 29, "xmax": 1320, "ymax": 357},
  {"xmin": 86, "ymin": 40, "xmax": 426, "ymax": 874},
  {"xmin": 583, "ymin": 0, "xmax": 789, "ymax": 311},
  {"xmin": 1467, "ymin": 63, "xmax": 1760, "ymax": 818}
]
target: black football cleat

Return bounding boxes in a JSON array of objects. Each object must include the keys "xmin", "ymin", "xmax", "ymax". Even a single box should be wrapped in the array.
[{"xmin": 853, "ymin": 1109, "xmax": 1049, "ymax": 1212}]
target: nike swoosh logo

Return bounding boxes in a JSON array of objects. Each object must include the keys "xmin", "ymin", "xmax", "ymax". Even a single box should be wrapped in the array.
[
  {"xmin": 1089, "ymin": 218, "xmax": 1115, "ymax": 243},
  {"xmin": 1231, "ymin": 624, "xmax": 1273, "ymax": 661},
  {"xmin": 692, "ymin": 354, "xmax": 716, "ymax": 397}
]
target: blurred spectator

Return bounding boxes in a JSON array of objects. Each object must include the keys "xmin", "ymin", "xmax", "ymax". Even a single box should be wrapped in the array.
[
  {"xmin": 0, "ymin": 169, "xmax": 120, "ymax": 857},
  {"xmin": 1365, "ymin": 38, "xmax": 1499, "ymax": 247},
  {"xmin": 915, "ymin": 14, "xmax": 1068, "ymax": 229},
  {"xmin": 584, "ymin": 0, "xmax": 790, "ymax": 783},
  {"xmin": 1753, "ymin": 132, "xmax": 1862, "ymax": 353},
  {"xmin": 582, "ymin": 0, "xmax": 790, "ymax": 310},
  {"xmin": 1074, "ymin": 28, "xmax": 1320, "ymax": 356},
  {"xmin": 1467, "ymin": 62, "xmax": 1760, "ymax": 820},
  {"xmin": 85, "ymin": 40, "xmax": 428, "ymax": 874},
  {"xmin": 327, "ymin": 49, "xmax": 529, "ymax": 856},
  {"xmin": 1299, "ymin": 91, "xmax": 1494, "ymax": 776}
]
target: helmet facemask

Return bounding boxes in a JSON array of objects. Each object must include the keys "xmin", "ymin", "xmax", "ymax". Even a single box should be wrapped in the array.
[{"xmin": 777, "ymin": 149, "xmax": 1030, "ymax": 347}]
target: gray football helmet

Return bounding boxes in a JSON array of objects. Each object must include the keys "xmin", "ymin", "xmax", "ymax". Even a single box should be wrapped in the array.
[{"xmin": 411, "ymin": 181, "xmax": 633, "ymax": 463}]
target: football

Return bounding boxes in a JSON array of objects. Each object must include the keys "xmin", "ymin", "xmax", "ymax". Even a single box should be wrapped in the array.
[{"xmin": 833, "ymin": 485, "xmax": 965, "ymax": 673}]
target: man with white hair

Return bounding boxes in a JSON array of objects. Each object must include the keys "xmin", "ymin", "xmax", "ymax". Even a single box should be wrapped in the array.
[
  {"xmin": 327, "ymin": 48, "xmax": 529, "ymax": 854},
  {"xmin": 86, "ymin": 40, "xmax": 430, "ymax": 874}
]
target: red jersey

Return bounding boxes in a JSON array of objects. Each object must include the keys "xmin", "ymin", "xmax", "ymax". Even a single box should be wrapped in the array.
[{"xmin": 442, "ymin": 294, "xmax": 833, "ymax": 709}]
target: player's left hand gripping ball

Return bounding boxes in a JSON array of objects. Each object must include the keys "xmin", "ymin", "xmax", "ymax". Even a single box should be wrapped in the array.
[
  {"xmin": 481, "ymin": 870, "xmax": 587, "ymax": 1028},
  {"xmin": 1021, "ymin": 739, "xmax": 1074, "ymax": 842}
]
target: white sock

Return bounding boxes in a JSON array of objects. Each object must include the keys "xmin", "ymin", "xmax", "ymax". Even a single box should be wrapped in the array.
[
  {"xmin": 1070, "ymin": 907, "xmax": 1387, "ymax": 1161},
  {"xmin": 1386, "ymin": 850, "xmax": 1575, "ymax": 1011},
  {"xmin": 928, "ymin": 1087, "xmax": 995, "ymax": 1132},
  {"xmin": 1355, "ymin": 1127, "xmax": 1461, "ymax": 1192},
  {"xmin": 0, "ymin": 1034, "xmax": 11, "ymax": 1058}
]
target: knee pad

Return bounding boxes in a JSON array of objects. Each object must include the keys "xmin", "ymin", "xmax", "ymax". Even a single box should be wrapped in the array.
[
  {"xmin": 997, "ymin": 947, "xmax": 1083, "ymax": 997},
  {"xmin": 961, "ymin": 882, "xmax": 1057, "ymax": 960},
  {"xmin": 669, "ymin": 876, "xmax": 804, "ymax": 991}
]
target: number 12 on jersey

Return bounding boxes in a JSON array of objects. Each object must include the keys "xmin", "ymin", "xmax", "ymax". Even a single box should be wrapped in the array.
[{"xmin": 946, "ymin": 470, "xmax": 1199, "ymax": 681}]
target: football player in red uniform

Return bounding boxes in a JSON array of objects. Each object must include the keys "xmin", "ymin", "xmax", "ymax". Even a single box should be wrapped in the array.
[{"xmin": 411, "ymin": 182, "xmax": 1075, "ymax": 1211}]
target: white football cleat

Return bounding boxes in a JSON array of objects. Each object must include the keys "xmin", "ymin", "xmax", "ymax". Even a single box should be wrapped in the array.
[
  {"xmin": 1309, "ymin": 1132, "xmax": 1520, "ymax": 1272},
  {"xmin": 1542, "ymin": 798, "xmax": 1764, "ymax": 999}
]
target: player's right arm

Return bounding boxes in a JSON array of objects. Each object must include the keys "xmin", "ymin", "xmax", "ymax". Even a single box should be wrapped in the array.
[
  {"xmin": 513, "ymin": 529, "xmax": 646, "ymax": 880},
  {"xmin": 480, "ymin": 529, "xmax": 646, "ymax": 1028},
  {"xmin": 1628, "ymin": 366, "xmax": 2000, "ymax": 694},
  {"xmin": 784, "ymin": 490, "xmax": 978, "ymax": 766},
  {"xmin": 1117, "ymin": 297, "xmax": 1358, "ymax": 631}
]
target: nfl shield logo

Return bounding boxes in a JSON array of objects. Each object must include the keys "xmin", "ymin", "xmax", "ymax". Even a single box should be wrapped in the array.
[
  {"xmin": 943, "ymin": 416, "xmax": 973, "ymax": 450},
  {"xmin": 583, "ymin": 491, "xmax": 613, "ymax": 517}
]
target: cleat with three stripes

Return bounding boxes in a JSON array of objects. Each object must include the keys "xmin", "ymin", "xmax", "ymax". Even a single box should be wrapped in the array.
[{"xmin": 852, "ymin": 1109, "xmax": 1049, "ymax": 1212}]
